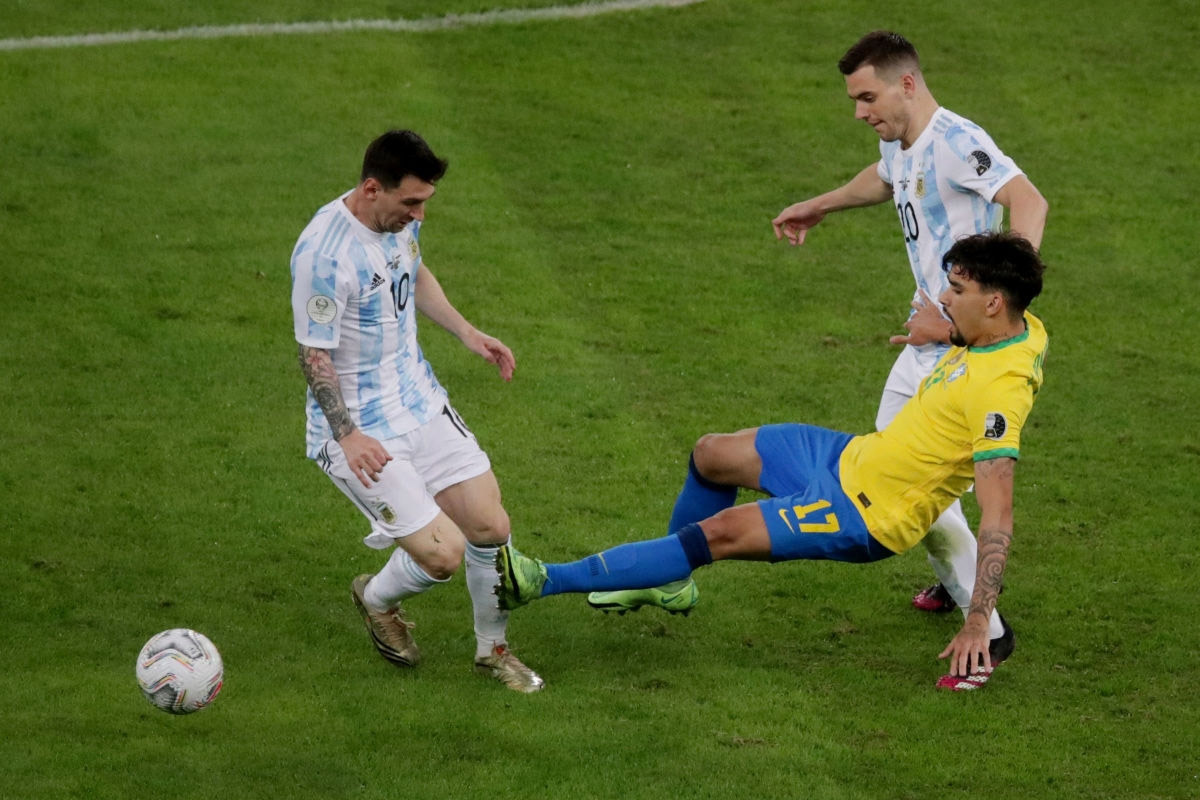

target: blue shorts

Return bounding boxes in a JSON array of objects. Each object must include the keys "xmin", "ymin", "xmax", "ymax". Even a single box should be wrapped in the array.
[{"xmin": 755, "ymin": 424, "xmax": 895, "ymax": 563}]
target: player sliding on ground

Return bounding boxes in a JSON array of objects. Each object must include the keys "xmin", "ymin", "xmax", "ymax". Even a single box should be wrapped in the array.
[{"xmin": 496, "ymin": 232, "xmax": 1047, "ymax": 691}]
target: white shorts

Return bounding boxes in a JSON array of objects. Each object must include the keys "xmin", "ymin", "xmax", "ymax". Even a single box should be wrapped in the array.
[
  {"xmin": 316, "ymin": 403, "xmax": 491, "ymax": 549},
  {"xmin": 875, "ymin": 344, "xmax": 949, "ymax": 430}
]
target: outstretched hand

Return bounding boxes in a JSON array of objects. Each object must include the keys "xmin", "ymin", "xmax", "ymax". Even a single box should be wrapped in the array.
[
  {"xmin": 939, "ymin": 617, "xmax": 993, "ymax": 678},
  {"xmin": 771, "ymin": 201, "xmax": 826, "ymax": 246},
  {"xmin": 889, "ymin": 289, "xmax": 952, "ymax": 347},
  {"xmin": 463, "ymin": 329, "xmax": 516, "ymax": 382}
]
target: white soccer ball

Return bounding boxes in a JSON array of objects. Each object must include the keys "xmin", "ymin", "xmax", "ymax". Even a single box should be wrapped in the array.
[{"xmin": 135, "ymin": 628, "xmax": 224, "ymax": 714}]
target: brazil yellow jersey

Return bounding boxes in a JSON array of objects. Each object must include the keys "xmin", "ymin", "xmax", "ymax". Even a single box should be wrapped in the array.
[{"xmin": 838, "ymin": 312, "xmax": 1047, "ymax": 554}]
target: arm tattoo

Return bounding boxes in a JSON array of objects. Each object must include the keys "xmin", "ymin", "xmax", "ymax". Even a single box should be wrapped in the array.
[
  {"xmin": 968, "ymin": 457, "xmax": 1016, "ymax": 624},
  {"xmin": 298, "ymin": 344, "xmax": 356, "ymax": 440},
  {"xmin": 970, "ymin": 526, "xmax": 1012, "ymax": 623}
]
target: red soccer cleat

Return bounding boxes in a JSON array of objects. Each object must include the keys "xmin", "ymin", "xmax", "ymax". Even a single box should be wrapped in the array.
[
  {"xmin": 936, "ymin": 614, "xmax": 1014, "ymax": 691},
  {"xmin": 912, "ymin": 583, "xmax": 957, "ymax": 613},
  {"xmin": 936, "ymin": 667, "xmax": 994, "ymax": 691}
]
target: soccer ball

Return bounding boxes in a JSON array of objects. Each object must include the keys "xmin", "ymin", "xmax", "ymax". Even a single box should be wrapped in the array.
[{"xmin": 135, "ymin": 628, "xmax": 224, "ymax": 714}]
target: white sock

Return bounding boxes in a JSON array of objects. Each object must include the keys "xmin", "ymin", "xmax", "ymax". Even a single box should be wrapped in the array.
[
  {"xmin": 924, "ymin": 502, "xmax": 1005, "ymax": 640},
  {"xmin": 364, "ymin": 547, "xmax": 445, "ymax": 612},
  {"xmin": 464, "ymin": 539, "xmax": 510, "ymax": 659}
]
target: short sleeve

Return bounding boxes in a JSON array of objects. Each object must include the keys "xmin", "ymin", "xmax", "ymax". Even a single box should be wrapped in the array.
[
  {"xmin": 939, "ymin": 124, "xmax": 1023, "ymax": 203},
  {"xmin": 967, "ymin": 372, "xmax": 1035, "ymax": 462},
  {"xmin": 291, "ymin": 246, "xmax": 350, "ymax": 349},
  {"xmin": 876, "ymin": 140, "xmax": 894, "ymax": 185}
]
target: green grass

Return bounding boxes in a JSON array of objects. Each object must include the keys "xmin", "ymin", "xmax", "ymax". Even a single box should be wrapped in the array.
[{"xmin": 2, "ymin": 1, "xmax": 1198, "ymax": 798}]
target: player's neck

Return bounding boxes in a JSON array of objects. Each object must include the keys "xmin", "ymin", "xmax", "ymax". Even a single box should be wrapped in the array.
[
  {"xmin": 971, "ymin": 318, "xmax": 1027, "ymax": 349},
  {"xmin": 342, "ymin": 188, "xmax": 381, "ymax": 234},
  {"xmin": 900, "ymin": 95, "xmax": 939, "ymax": 150}
]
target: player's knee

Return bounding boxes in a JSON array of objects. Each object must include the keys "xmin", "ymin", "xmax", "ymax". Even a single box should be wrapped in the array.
[
  {"xmin": 692, "ymin": 433, "xmax": 728, "ymax": 481},
  {"xmin": 700, "ymin": 510, "xmax": 744, "ymax": 561},
  {"xmin": 419, "ymin": 537, "xmax": 465, "ymax": 580},
  {"xmin": 699, "ymin": 505, "xmax": 771, "ymax": 561},
  {"xmin": 692, "ymin": 432, "xmax": 755, "ymax": 487},
  {"xmin": 409, "ymin": 518, "xmax": 468, "ymax": 579},
  {"xmin": 467, "ymin": 506, "xmax": 510, "ymax": 546}
]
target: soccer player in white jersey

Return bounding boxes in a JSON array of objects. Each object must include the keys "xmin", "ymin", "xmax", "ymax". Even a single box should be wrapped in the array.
[
  {"xmin": 290, "ymin": 130, "xmax": 542, "ymax": 692},
  {"xmin": 769, "ymin": 31, "xmax": 1048, "ymax": 659}
]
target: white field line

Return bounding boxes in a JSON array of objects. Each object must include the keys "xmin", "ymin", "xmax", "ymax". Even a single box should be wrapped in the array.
[{"xmin": 0, "ymin": 0, "xmax": 705, "ymax": 52}]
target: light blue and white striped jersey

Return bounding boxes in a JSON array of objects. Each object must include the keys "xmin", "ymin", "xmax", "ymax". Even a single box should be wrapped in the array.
[
  {"xmin": 877, "ymin": 107, "xmax": 1022, "ymax": 355},
  {"xmin": 291, "ymin": 192, "xmax": 445, "ymax": 459}
]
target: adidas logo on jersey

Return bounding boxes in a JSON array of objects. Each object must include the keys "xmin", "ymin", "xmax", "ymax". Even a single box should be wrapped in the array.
[{"xmin": 369, "ymin": 272, "xmax": 385, "ymax": 290}]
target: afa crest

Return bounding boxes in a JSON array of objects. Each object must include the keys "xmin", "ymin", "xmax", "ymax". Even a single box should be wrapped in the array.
[
  {"xmin": 915, "ymin": 174, "xmax": 926, "ymax": 199},
  {"xmin": 375, "ymin": 502, "xmax": 398, "ymax": 524}
]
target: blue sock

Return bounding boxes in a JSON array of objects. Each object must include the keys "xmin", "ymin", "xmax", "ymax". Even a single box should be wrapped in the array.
[
  {"xmin": 667, "ymin": 455, "xmax": 738, "ymax": 533},
  {"xmin": 542, "ymin": 525, "xmax": 711, "ymax": 595}
]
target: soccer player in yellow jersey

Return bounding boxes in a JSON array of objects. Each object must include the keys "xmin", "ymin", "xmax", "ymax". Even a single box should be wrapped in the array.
[{"xmin": 495, "ymin": 232, "xmax": 1047, "ymax": 690}]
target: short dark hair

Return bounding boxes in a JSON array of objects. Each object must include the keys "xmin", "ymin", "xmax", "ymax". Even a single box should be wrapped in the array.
[
  {"xmin": 361, "ymin": 130, "xmax": 448, "ymax": 189},
  {"xmin": 838, "ymin": 31, "xmax": 920, "ymax": 77},
  {"xmin": 942, "ymin": 232, "xmax": 1045, "ymax": 315}
]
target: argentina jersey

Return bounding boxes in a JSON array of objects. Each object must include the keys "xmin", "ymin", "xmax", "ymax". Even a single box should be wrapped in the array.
[
  {"xmin": 877, "ymin": 107, "xmax": 1022, "ymax": 351},
  {"xmin": 290, "ymin": 192, "xmax": 445, "ymax": 458}
]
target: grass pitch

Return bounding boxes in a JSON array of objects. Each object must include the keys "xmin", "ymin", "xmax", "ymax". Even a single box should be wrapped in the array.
[{"xmin": 2, "ymin": 1, "xmax": 1198, "ymax": 798}]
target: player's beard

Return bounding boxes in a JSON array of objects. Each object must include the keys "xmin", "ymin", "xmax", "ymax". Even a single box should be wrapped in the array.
[{"xmin": 946, "ymin": 313, "xmax": 966, "ymax": 347}]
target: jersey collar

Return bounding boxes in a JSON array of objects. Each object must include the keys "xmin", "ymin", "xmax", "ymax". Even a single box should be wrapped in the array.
[{"xmin": 969, "ymin": 320, "xmax": 1029, "ymax": 353}]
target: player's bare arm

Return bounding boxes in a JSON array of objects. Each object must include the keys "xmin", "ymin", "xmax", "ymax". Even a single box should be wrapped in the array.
[
  {"xmin": 939, "ymin": 456, "xmax": 1015, "ymax": 674},
  {"xmin": 415, "ymin": 266, "xmax": 515, "ymax": 381},
  {"xmin": 772, "ymin": 164, "xmax": 892, "ymax": 245},
  {"xmin": 994, "ymin": 175, "xmax": 1048, "ymax": 251},
  {"xmin": 299, "ymin": 345, "xmax": 356, "ymax": 440},
  {"xmin": 298, "ymin": 344, "xmax": 391, "ymax": 486}
]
